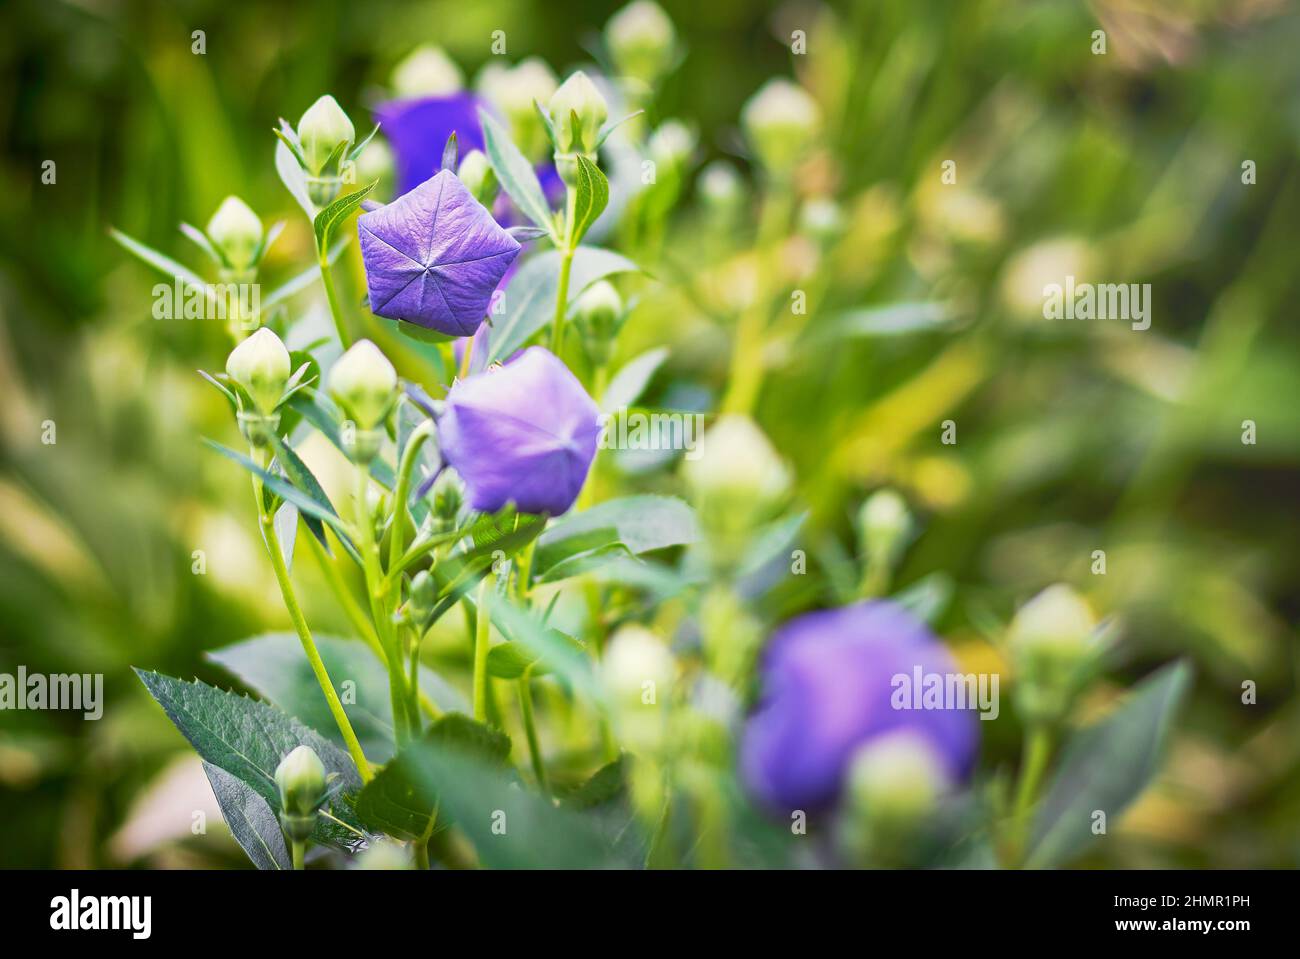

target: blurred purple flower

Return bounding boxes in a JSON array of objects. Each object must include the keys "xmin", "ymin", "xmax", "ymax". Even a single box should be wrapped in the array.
[
  {"xmin": 438, "ymin": 347, "xmax": 600, "ymax": 515},
  {"xmin": 374, "ymin": 94, "xmax": 485, "ymax": 197},
  {"xmin": 741, "ymin": 601, "xmax": 978, "ymax": 813},
  {"xmin": 358, "ymin": 169, "xmax": 520, "ymax": 337},
  {"xmin": 373, "ymin": 96, "xmax": 565, "ymax": 221}
]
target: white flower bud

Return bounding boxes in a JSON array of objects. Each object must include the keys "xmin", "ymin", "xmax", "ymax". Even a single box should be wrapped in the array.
[
  {"xmin": 698, "ymin": 160, "xmax": 744, "ymax": 211},
  {"xmin": 648, "ymin": 119, "xmax": 694, "ymax": 171},
  {"xmin": 328, "ymin": 339, "xmax": 397, "ymax": 431},
  {"xmin": 575, "ymin": 279, "xmax": 623, "ymax": 356},
  {"xmin": 457, "ymin": 149, "xmax": 496, "ymax": 205},
  {"xmin": 206, "ymin": 196, "xmax": 263, "ymax": 272},
  {"xmin": 1009, "ymin": 584, "xmax": 1098, "ymax": 660},
  {"xmin": 275, "ymin": 744, "xmax": 327, "ymax": 817},
  {"xmin": 1009, "ymin": 584, "xmax": 1106, "ymax": 725},
  {"xmin": 478, "ymin": 58, "xmax": 558, "ymax": 161},
  {"xmin": 741, "ymin": 79, "xmax": 821, "ymax": 173},
  {"xmin": 857, "ymin": 488, "xmax": 911, "ymax": 562},
  {"xmin": 606, "ymin": 1, "xmax": 677, "ymax": 84},
  {"xmin": 297, "ymin": 94, "xmax": 356, "ymax": 176},
  {"xmin": 353, "ymin": 137, "xmax": 394, "ymax": 195},
  {"xmin": 603, "ymin": 625, "xmax": 675, "ymax": 702},
  {"xmin": 391, "ymin": 45, "xmax": 464, "ymax": 98},
  {"xmin": 684, "ymin": 415, "xmax": 791, "ymax": 536},
  {"xmin": 225, "ymin": 327, "xmax": 291, "ymax": 414},
  {"xmin": 548, "ymin": 70, "xmax": 609, "ymax": 155},
  {"xmin": 847, "ymin": 732, "xmax": 949, "ymax": 824},
  {"xmin": 800, "ymin": 196, "xmax": 845, "ymax": 242}
]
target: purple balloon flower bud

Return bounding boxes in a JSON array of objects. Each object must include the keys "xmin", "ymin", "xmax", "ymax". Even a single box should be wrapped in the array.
[
  {"xmin": 741, "ymin": 601, "xmax": 978, "ymax": 813},
  {"xmin": 438, "ymin": 347, "xmax": 601, "ymax": 515},
  {"xmin": 358, "ymin": 169, "xmax": 521, "ymax": 337}
]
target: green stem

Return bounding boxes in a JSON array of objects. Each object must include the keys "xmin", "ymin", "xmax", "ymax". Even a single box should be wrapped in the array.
[
  {"xmin": 549, "ymin": 189, "xmax": 578, "ymax": 355},
  {"xmin": 413, "ymin": 841, "xmax": 430, "ymax": 871},
  {"xmin": 1010, "ymin": 726, "xmax": 1052, "ymax": 865},
  {"xmin": 720, "ymin": 185, "xmax": 793, "ymax": 415},
  {"xmin": 319, "ymin": 245, "xmax": 352, "ymax": 349},
  {"xmin": 261, "ymin": 509, "xmax": 372, "ymax": 782},
  {"xmin": 356, "ymin": 463, "xmax": 411, "ymax": 746},
  {"xmin": 407, "ymin": 625, "xmax": 423, "ymax": 738},
  {"xmin": 291, "ymin": 840, "xmax": 305, "ymax": 871},
  {"xmin": 518, "ymin": 668, "xmax": 548, "ymax": 795},
  {"xmin": 389, "ymin": 421, "xmax": 435, "ymax": 573},
  {"xmin": 472, "ymin": 574, "xmax": 493, "ymax": 722}
]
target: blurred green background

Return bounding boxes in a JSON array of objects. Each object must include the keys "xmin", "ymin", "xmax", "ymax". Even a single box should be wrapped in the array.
[{"xmin": 2, "ymin": 0, "xmax": 1298, "ymax": 867}]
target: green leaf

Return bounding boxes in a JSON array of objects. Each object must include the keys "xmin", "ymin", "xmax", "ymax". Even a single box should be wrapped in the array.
[
  {"xmin": 534, "ymin": 495, "xmax": 698, "ymax": 581},
  {"xmin": 347, "ymin": 123, "xmax": 382, "ymax": 165},
  {"xmin": 383, "ymin": 733, "xmax": 629, "ymax": 867},
  {"xmin": 313, "ymin": 180, "xmax": 378, "ymax": 254},
  {"xmin": 268, "ymin": 433, "xmax": 332, "ymax": 550},
  {"xmin": 275, "ymin": 137, "xmax": 315, "ymax": 219},
  {"xmin": 601, "ymin": 347, "xmax": 668, "ymax": 413},
  {"xmin": 109, "ymin": 228, "xmax": 212, "ymax": 302},
  {"xmin": 491, "ymin": 600, "xmax": 602, "ymax": 704},
  {"xmin": 1025, "ymin": 660, "xmax": 1193, "ymax": 868},
  {"xmin": 354, "ymin": 714, "xmax": 511, "ymax": 841},
  {"xmin": 204, "ymin": 439, "xmax": 359, "ymax": 560},
  {"xmin": 202, "ymin": 761, "xmax": 292, "ymax": 870},
  {"xmin": 816, "ymin": 301, "xmax": 953, "ymax": 341},
  {"xmin": 133, "ymin": 669, "xmax": 367, "ymax": 852},
  {"xmin": 891, "ymin": 572, "xmax": 954, "ymax": 625},
  {"xmin": 486, "ymin": 630, "xmax": 585, "ymax": 679},
  {"xmin": 286, "ymin": 392, "xmax": 398, "ymax": 492},
  {"xmin": 486, "ymin": 246, "xmax": 639, "ymax": 363},
  {"xmin": 479, "ymin": 108, "xmax": 553, "ymax": 235},
  {"xmin": 558, "ymin": 757, "xmax": 627, "ymax": 809},
  {"xmin": 570, "ymin": 154, "xmax": 609, "ymax": 246}
]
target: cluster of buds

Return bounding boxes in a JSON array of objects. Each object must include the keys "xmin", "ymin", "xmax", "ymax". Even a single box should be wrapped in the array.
[
  {"xmin": 327, "ymin": 339, "xmax": 399, "ymax": 463},
  {"xmin": 220, "ymin": 328, "xmax": 314, "ymax": 447},
  {"xmin": 275, "ymin": 745, "xmax": 329, "ymax": 846},
  {"xmin": 1008, "ymin": 584, "xmax": 1113, "ymax": 726},
  {"xmin": 277, "ymin": 94, "xmax": 371, "ymax": 207}
]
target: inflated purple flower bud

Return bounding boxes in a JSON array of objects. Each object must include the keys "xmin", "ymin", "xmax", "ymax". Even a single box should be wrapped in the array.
[
  {"xmin": 437, "ymin": 347, "xmax": 600, "ymax": 515},
  {"xmin": 741, "ymin": 601, "xmax": 977, "ymax": 813},
  {"xmin": 358, "ymin": 170, "xmax": 521, "ymax": 337}
]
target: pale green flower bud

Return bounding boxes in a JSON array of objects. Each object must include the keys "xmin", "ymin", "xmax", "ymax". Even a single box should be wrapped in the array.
[
  {"xmin": 328, "ymin": 339, "xmax": 397, "ymax": 431},
  {"xmin": 698, "ymin": 160, "xmax": 744, "ymax": 213},
  {"xmin": 548, "ymin": 70, "xmax": 608, "ymax": 156},
  {"xmin": 741, "ymin": 79, "xmax": 821, "ymax": 174},
  {"xmin": 457, "ymin": 149, "xmax": 497, "ymax": 206},
  {"xmin": 603, "ymin": 625, "xmax": 675, "ymax": 751},
  {"xmin": 684, "ymin": 415, "xmax": 791, "ymax": 551},
  {"xmin": 276, "ymin": 744, "xmax": 327, "ymax": 845},
  {"xmin": 298, "ymin": 94, "xmax": 355, "ymax": 176},
  {"xmin": 276, "ymin": 745, "xmax": 326, "ymax": 817},
  {"xmin": 857, "ymin": 489, "xmax": 911, "ymax": 564},
  {"xmin": 478, "ymin": 58, "xmax": 557, "ymax": 161},
  {"xmin": 407, "ymin": 570, "xmax": 436, "ymax": 625},
  {"xmin": 800, "ymin": 196, "xmax": 845, "ymax": 242},
  {"xmin": 432, "ymin": 469, "xmax": 463, "ymax": 526},
  {"xmin": 206, "ymin": 196, "xmax": 263, "ymax": 272},
  {"xmin": 391, "ymin": 45, "xmax": 463, "ymax": 98},
  {"xmin": 1009, "ymin": 584, "xmax": 1104, "ymax": 725},
  {"xmin": 226, "ymin": 327, "xmax": 291, "ymax": 415},
  {"xmin": 606, "ymin": 1, "xmax": 677, "ymax": 84},
  {"xmin": 355, "ymin": 840, "xmax": 412, "ymax": 870},
  {"xmin": 575, "ymin": 280, "xmax": 623, "ymax": 364},
  {"xmin": 648, "ymin": 119, "xmax": 694, "ymax": 172},
  {"xmin": 847, "ymin": 732, "xmax": 949, "ymax": 826},
  {"xmin": 353, "ymin": 137, "xmax": 394, "ymax": 199}
]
